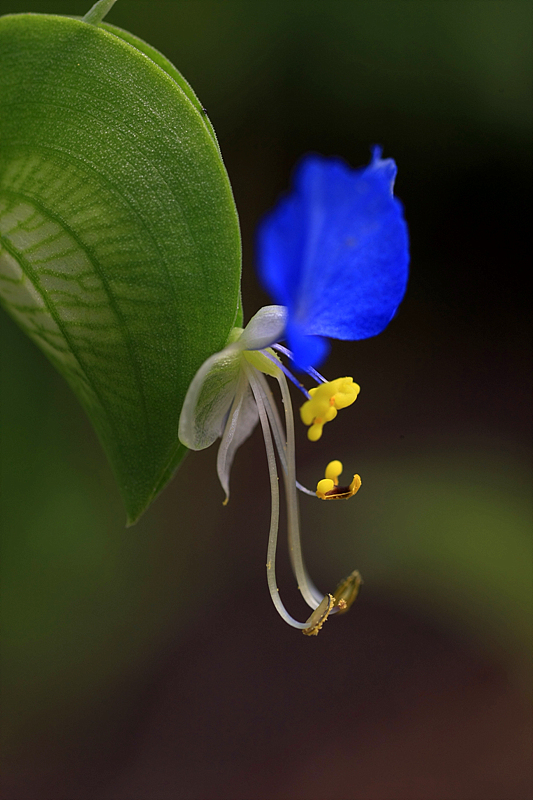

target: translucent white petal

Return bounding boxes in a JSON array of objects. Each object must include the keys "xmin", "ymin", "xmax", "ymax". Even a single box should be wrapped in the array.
[
  {"xmin": 239, "ymin": 305, "xmax": 287, "ymax": 351},
  {"xmin": 216, "ymin": 372, "xmax": 259, "ymax": 501},
  {"xmin": 178, "ymin": 344, "xmax": 243, "ymax": 451}
]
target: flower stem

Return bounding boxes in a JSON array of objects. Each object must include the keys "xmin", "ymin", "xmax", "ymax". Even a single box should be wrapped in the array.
[{"xmin": 83, "ymin": 0, "xmax": 118, "ymax": 25}]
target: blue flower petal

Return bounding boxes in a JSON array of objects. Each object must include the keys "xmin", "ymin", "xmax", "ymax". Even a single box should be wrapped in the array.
[
  {"xmin": 285, "ymin": 319, "xmax": 330, "ymax": 371},
  {"xmin": 257, "ymin": 147, "xmax": 409, "ymax": 367}
]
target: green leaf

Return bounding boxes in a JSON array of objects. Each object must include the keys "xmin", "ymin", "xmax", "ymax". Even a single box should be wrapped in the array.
[
  {"xmin": 98, "ymin": 21, "xmax": 221, "ymax": 153},
  {"xmin": 0, "ymin": 13, "xmax": 242, "ymax": 523}
]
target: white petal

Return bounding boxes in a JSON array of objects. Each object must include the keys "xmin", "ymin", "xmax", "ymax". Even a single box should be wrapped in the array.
[
  {"xmin": 178, "ymin": 344, "xmax": 243, "ymax": 451},
  {"xmin": 216, "ymin": 371, "xmax": 259, "ymax": 501},
  {"xmin": 239, "ymin": 305, "xmax": 287, "ymax": 351}
]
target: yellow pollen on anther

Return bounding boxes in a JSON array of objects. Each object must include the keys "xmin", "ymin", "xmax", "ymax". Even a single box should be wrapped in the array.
[
  {"xmin": 316, "ymin": 478, "xmax": 335, "ymax": 498},
  {"xmin": 316, "ymin": 461, "xmax": 362, "ymax": 500},
  {"xmin": 333, "ymin": 570, "xmax": 363, "ymax": 613},
  {"xmin": 300, "ymin": 377, "xmax": 359, "ymax": 441},
  {"xmin": 325, "ymin": 459, "xmax": 343, "ymax": 485},
  {"xmin": 302, "ymin": 594, "xmax": 334, "ymax": 636}
]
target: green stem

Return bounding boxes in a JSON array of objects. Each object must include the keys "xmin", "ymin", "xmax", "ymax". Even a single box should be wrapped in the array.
[{"xmin": 83, "ymin": 0, "xmax": 118, "ymax": 25}]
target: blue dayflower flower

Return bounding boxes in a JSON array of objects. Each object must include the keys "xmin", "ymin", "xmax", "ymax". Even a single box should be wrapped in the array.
[
  {"xmin": 257, "ymin": 146, "xmax": 409, "ymax": 369},
  {"xmin": 179, "ymin": 149, "xmax": 408, "ymax": 634}
]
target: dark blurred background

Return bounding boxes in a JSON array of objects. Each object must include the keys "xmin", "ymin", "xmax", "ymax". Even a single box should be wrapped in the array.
[{"xmin": 1, "ymin": 1, "xmax": 531, "ymax": 798}]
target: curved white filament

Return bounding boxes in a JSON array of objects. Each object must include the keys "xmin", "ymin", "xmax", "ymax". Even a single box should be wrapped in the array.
[
  {"xmin": 244, "ymin": 363, "xmax": 309, "ymax": 629},
  {"xmin": 252, "ymin": 369, "xmax": 325, "ymax": 608},
  {"xmin": 254, "ymin": 371, "xmax": 315, "ymax": 497},
  {"xmin": 275, "ymin": 370, "xmax": 325, "ymax": 609},
  {"xmin": 247, "ymin": 364, "xmax": 323, "ymax": 609}
]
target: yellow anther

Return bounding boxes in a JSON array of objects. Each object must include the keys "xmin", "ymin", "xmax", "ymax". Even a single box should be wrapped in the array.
[
  {"xmin": 325, "ymin": 460, "xmax": 343, "ymax": 485},
  {"xmin": 331, "ymin": 378, "xmax": 359, "ymax": 410},
  {"xmin": 316, "ymin": 461, "xmax": 362, "ymax": 500},
  {"xmin": 300, "ymin": 377, "xmax": 359, "ymax": 441},
  {"xmin": 308, "ymin": 424, "xmax": 322, "ymax": 442},
  {"xmin": 333, "ymin": 570, "xmax": 363, "ymax": 614},
  {"xmin": 302, "ymin": 594, "xmax": 334, "ymax": 636},
  {"xmin": 316, "ymin": 478, "xmax": 335, "ymax": 499}
]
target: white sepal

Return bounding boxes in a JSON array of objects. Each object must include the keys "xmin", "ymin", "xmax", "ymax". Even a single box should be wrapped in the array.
[
  {"xmin": 178, "ymin": 343, "xmax": 243, "ymax": 451},
  {"xmin": 179, "ymin": 305, "xmax": 287, "ymax": 452},
  {"xmin": 239, "ymin": 305, "xmax": 287, "ymax": 351},
  {"xmin": 216, "ymin": 371, "xmax": 259, "ymax": 501}
]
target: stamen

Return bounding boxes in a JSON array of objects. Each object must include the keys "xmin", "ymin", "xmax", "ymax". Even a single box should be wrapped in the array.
[
  {"xmin": 275, "ymin": 370, "xmax": 324, "ymax": 608},
  {"xmin": 244, "ymin": 363, "xmax": 310, "ymax": 630},
  {"xmin": 316, "ymin": 478, "xmax": 335, "ymax": 498},
  {"xmin": 241, "ymin": 356, "xmax": 362, "ymax": 632},
  {"xmin": 300, "ymin": 377, "xmax": 360, "ymax": 441},
  {"xmin": 302, "ymin": 594, "xmax": 334, "ymax": 636},
  {"xmin": 332, "ymin": 570, "xmax": 363, "ymax": 613},
  {"xmin": 316, "ymin": 462, "xmax": 361, "ymax": 500},
  {"xmin": 259, "ymin": 349, "xmax": 311, "ymax": 398},
  {"xmin": 325, "ymin": 460, "xmax": 343, "ymax": 485},
  {"xmin": 271, "ymin": 343, "xmax": 328, "ymax": 385},
  {"xmin": 253, "ymin": 372, "xmax": 316, "ymax": 497}
]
